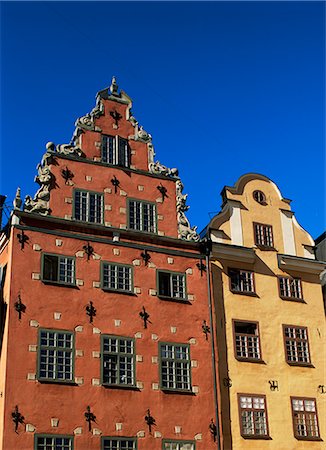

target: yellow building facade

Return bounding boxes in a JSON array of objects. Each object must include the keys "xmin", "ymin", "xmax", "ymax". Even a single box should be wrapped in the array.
[{"xmin": 205, "ymin": 174, "xmax": 325, "ymax": 450}]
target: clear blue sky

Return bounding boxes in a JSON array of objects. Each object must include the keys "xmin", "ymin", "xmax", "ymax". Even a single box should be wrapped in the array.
[{"xmin": 1, "ymin": 1, "xmax": 325, "ymax": 238}]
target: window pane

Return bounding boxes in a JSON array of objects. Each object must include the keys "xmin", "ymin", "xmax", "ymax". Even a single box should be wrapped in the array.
[
  {"xmin": 43, "ymin": 255, "xmax": 58, "ymax": 282},
  {"xmin": 102, "ymin": 336, "xmax": 134, "ymax": 386}
]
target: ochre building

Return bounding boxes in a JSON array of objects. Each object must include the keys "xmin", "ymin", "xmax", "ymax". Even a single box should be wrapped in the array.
[
  {"xmin": 203, "ymin": 173, "xmax": 325, "ymax": 449},
  {"xmin": 0, "ymin": 79, "xmax": 219, "ymax": 450}
]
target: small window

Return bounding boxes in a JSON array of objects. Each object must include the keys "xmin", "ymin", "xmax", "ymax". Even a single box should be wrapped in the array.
[
  {"xmin": 253, "ymin": 223, "xmax": 274, "ymax": 249},
  {"xmin": 238, "ymin": 394, "xmax": 269, "ymax": 438},
  {"xmin": 291, "ymin": 397, "xmax": 320, "ymax": 440},
  {"xmin": 102, "ymin": 135, "xmax": 130, "ymax": 168},
  {"xmin": 283, "ymin": 325, "xmax": 311, "ymax": 365},
  {"xmin": 279, "ymin": 277, "xmax": 303, "ymax": 300},
  {"xmin": 128, "ymin": 199, "xmax": 156, "ymax": 233},
  {"xmin": 74, "ymin": 190, "xmax": 103, "ymax": 224},
  {"xmin": 38, "ymin": 329, "xmax": 74, "ymax": 383},
  {"xmin": 35, "ymin": 435, "xmax": 73, "ymax": 450},
  {"xmin": 163, "ymin": 440, "xmax": 195, "ymax": 450},
  {"xmin": 101, "ymin": 262, "xmax": 133, "ymax": 293},
  {"xmin": 102, "ymin": 437, "xmax": 137, "ymax": 450},
  {"xmin": 42, "ymin": 254, "xmax": 75, "ymax": 285},
  {"xmin": 253, "ymin": 190, "xmax": 267, "ymax": 205},
  {"xmin": 157, "ymin": 271, "xmax": 186, "ymax": 301},
  {"xmin": 229, "ymin": 269, "xmax": 255, "ymax": 294},
  {"xmin": 101, "ymin": 335, "xmax": 135, "ymax": 387},
  {"xmin": 160, "ymin": 342, "xmax": 191, "ymax": 391},
  {"xmin": 233, "ymin": 321, "xmax": 261, "ymax": 361}
]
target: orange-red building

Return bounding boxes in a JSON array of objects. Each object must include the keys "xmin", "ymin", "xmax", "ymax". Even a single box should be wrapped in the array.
[{"xmin": 0, "ymin": 79, "xmax": 220, "ymax": 450}]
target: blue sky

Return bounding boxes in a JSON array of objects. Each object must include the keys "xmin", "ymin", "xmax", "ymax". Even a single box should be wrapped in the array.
[{"xmin": 1, "ymin": 1, "xmax": 325, "ymax": 238}]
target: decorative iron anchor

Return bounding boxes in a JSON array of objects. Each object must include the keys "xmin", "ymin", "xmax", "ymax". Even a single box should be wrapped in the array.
[
  {"xmin": 12, "ymin": 405, "xmax": 24, "ymax": 433},
  {"xmin": 157, "ymin": 183, "xmax": 168, "ymax": 201},
  {"xmin": 86, "ymin": 301, "xmax": 96, "ymax": 323},
  {"xmin": 110, "ymin": 110, "xmax": 122, "ymax": 127},
  {"xmin": 196, "ymin": 260, "xmax": 206, "ymax": 276},
  {"xmin": 140, "ymin": 249, "xmax": 151, "ymax": 266},
  {"xmin": 83, "ymin": 242, "xmax": 94, "ymax": 261},
  {"xmin": 202, "ymin": 320, "xmax": 210, "ymax": 340},
  {"xmin": 145, "ymin": 409, "xmax": 156, "ymax": 433},
  {"xmin": 84, "ymin": 406, "xmax": 96, "ymax": 432},
  {"xmin": 209, "ymin": 419, "xmax": 217, "ymax": 442},
  {"xmin": 111, "ymin": 175, "xmax": 120, "ymax": 193},
  {"xmin": 61, "ymin": 166, "xmax": 74, "ymax": 185},
  {"xmin": 139, "ymin": 306, "xmax": 151, "ymax": 329},
  {"xmin": 14, "ymin": 294, "xmax": 26, "ymax": 320},
  {"xmin": 17, "ymin": 230, "xmax": 29, "ymax": 250}
]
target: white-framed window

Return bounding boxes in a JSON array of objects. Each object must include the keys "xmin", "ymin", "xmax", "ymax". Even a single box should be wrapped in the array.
[
  {"xmin": 238, "ymin": 394, "xmax": 269, "ymax": 437},
  {"xmin": 254, "ymin": 223, "xmax": 274, "ymax": 248},
  {"xmin": 163, "ymin": 441, "xmax": 195, "ymax": 450},
  {"xmin": 35, "ymin": 435, "xmax": 73, "ymax": 450},
  {"xmin": 101, "ymin": 262, "xmax": 133, "ymax": 293},
  {"xmin": 102, "ymin": 135, "xmax": 130, "ymax": 168},
  {"xmin": 234, "ymin": 321, "xmax": 261, "ymax": 361},
  {"xmin": 74, "ymin": 190, "xmax": 103, "ymax": 224},
  {"xmin": 279, "ymin": 277, "xmax": 302, "ymax": 300},
  {"xmin": 101, "ymin": 335, "xmax": 135, "ymax": 387},
  {"xmin": 229, "ymin": 269, "xmax": 255, "ymax": 293},
  {"xmin": 128, "ymin": 199, "xmax": 156, "ymax": 233},
  {"xmin": 291, "ymin": 398, "xmax": 320, "ymax": 439},
  {"xmin": 283, "ymin": 325, "xmax": 310, "ymax": 364},
  {"xmin": 102, "ymin": 437, "xmax": 136, "ymax": 450},
  {"xmin": 160, "ymin": 342, "xmax": 191, "ymax": 391},
  {"xmin": 157, "ymin": 271, "xmax": 186, "ymax": 300}
]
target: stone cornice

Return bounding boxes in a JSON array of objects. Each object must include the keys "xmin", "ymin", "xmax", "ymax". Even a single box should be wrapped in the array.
[
  {"xmin": 278, "ymin": 254, "xmax": 326, "ymax": 275},
  {"xmin": 211, "ymin": 242, "xmax": 256, "ymax": 263}
]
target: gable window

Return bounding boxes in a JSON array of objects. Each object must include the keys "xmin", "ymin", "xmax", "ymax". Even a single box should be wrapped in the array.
[
  {"xmin": 233, "ymin": 321, "xmax": 261, "ymax": 361},
  {"xmin": 238, "ymin": 394, "xmax": 269, "ymax": 438},
  {"xmin": 253, "ymin": 190, "xmax": 267, "ymax": 205},
  {"xmin": 102, "ymin": 437, "xmax": 136, "ymax": 450},
  {"xmin": 279, "ymin": 277, "xmax": 303, "ymax": 300},
  {"xmin": 38, "ymin": 329, "xmax": 74, "ymax": 383},
  {"xmin": 160, "ymin": 342, "xmax": 191, "ymax": 391},
  {"xmin": 253, "ymin": 223, "xmax": 274, "ymax": 248},
  {"xmin": 163, "ymin": 440, "xmax": 195, "ymax": 450},
  {"xmin": 102, "ymin": 135, "xmax": 130, "ymax": 168},
  {"xmin": 35, "ymin": 435, "xmax": 73, "ymax": 450},
  {"xmin": 157, "ymin": 271, "xmax": 186, "ymax": 301},
  {"xmin": 101, "ymin": 335, "xmax": 135, "ymax": 387},
  {"xmin": 74, "ymin": 190, "xmax": 103, "ymax": 224},
  {"xmin": 283, "ymin": 325, "xmax": 310, "ymax": 365},
  {"xmin": 229, "ymin": 269, "xmax": 255, "ymax": 294},
  {"xmin": 101, "ymin": 262, "xmax": 133, "ymax": 293},
  {"xmin": 291, "ymin": 398, "xmax": 320, "ymax": 440},
  {"xmin": 128, "ymin": 199, "xmax": 156, "ymax": 233},
  {"xmin": 42, "ymin": 254, "xmax": 75, "ymax": 285}
]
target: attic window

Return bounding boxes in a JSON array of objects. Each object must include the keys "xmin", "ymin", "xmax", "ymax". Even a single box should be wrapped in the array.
[
  {"xmin": 253, "ymin": 190, "xmax": 267, "ymax": 205},
  {"xmin": 102, "ymin": 135, "xmax": 130, "ymax": 168}
]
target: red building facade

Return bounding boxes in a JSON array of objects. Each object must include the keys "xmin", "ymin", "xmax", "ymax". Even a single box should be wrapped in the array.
[{"xmin": 0, "ymin": 79, "xmax": 219, "ymax": 449}]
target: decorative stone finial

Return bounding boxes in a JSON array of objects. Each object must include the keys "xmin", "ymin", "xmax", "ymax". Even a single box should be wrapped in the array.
[
  {"xmin": 13, "ymin": 187, "xmax": 22, "ymax": 210},
  {"xmin": 110, "ymin": 76, "xmax": 119, "ymax": 95},
  {"xmin": 46, "ymin": 142, "xmax": 55, "ymax": 152}
]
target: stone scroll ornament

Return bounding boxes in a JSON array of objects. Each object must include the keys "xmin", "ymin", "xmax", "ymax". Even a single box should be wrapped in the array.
[{"xmin": 176, "ymin": 180, "xmax": 200, "ymax": 242}]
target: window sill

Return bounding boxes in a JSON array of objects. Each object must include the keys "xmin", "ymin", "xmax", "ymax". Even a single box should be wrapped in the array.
[
  {"xmin": 37, "ymin": 379, "xmax": 77, "ymax": 386},
  {"xmin": 255, "ymin": 245, "xmax": 277, "ymax": 252},
  {"xmin": 235, "ymin": 357, "xmax": 266, "ymax": 364},
  {"xmin": 287, "ymin": 362, "xmax": 314, "ymax": 368},
  {"xmin": 41, "ymin": 280, "xmax": 78, "ymax": 289},
  {"xmin": 241, "ymin": 434, "xmax": 271, "ymax": 440},
  {"xmin": 161, "ymin": 388, "xmax": 194, "ymax": 396},
  {"xmin": 280, "ymin": 296, "xmax": 306, "ymax": 304},
  {"xmin": 230, "ymin": 290, "xmax": 258, "ymax": 298},
  {"xmin": 101, "ymin": 288, "xmax": 136, "ymax": 296},
  {"xmin": 295, "ymin": 436, "xmax": 322, "ymax": 441},
  {"xmin": 102, "ymin": 384, "xmax": 139, "ymax": 391},
  {"xmin": 158, "ymin": 295, "xmax": 190, "ymax": 304}
]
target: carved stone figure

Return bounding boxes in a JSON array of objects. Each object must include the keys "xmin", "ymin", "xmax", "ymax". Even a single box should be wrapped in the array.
[
  {"xmin": 176, "ymin": 180, "xmax": 200, "ymax": 242},
  {"xmin": 56, "ymin": 143, "xmax": 84, "ymax": 158},
  {"xmin": 149, "ymin": 161, "xmax": 179, "ymax": 178},
  {"xmin": 13, "ymin": 188, "xmax": 22, "ymax": 210}
]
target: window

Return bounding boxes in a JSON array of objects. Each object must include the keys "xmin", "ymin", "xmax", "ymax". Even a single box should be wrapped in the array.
[
  {"xmin": 253, "ymin": 223, "xmax": 274, "ymax": 248},
  {"xmin": 102, "ymin": 437, "xmax": 136, "ymax": 450},
  {"xmin": 253, "ymin": 190, "xmax": 267, "ymax": 205},
  {"xmin": 128, "ymin": 199, "xmax": 156, "ymax": 233},
  {"xmin": 102, "ymin": 135, "xmax": 130, "ymax": 168},
  {"xmin": 283, "ymin": 325, "xmax": 311, "ymax": 365},
  {"xmin": 163, "ymin": 440, "xmax": 195, "ymax": 450},
  {"xmin": 74, "ymin": 190, "xmax": 103, "ymax": 223},
  {"xmin": 291, "ymin": 398, "xmax": 320, "ymax": 440},
  {"xmin": 38, "ymin": 329, "xmax": 74, "ymax": 382},
  {"xmin": 160, "ymin": 343, "xmax": 191, "ymax": 391},
  {"xmin": 35, "ymin": 435, "xmax": 73, "ymax": 450},
  {"xmin": 229, "ymin": 269, "xmax": 255, "ymax": 294},
  {"xmin": 279, "ymin": 277, "xmax": 303, "ymax": 300},
  {"xmin": 157, "ymin": 271, "xmax": 186, "ymax": 301},
  {"xmin": 101, "ymin": 336, "xmax": 135, "ymax": 387},
  {"xmin": 233, "ymin": 321, "xmax": 261, "ymax": 361},
  {"xmin": 42, "ymin": 254, "xmax": 75, "ymax": 285},
  {"xmin": 101, "ymin": 262, "xmax": 133, "ymax": 293},
  {"xmin": 238, "ymin": 394, "xmax": 269, "ymax": 438}
]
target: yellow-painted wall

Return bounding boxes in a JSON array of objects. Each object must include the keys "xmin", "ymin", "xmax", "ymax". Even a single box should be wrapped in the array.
[{"xmin": 210, "ymin": 175, "xmax": 325, "ymax": 450}]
